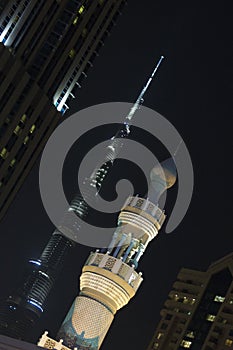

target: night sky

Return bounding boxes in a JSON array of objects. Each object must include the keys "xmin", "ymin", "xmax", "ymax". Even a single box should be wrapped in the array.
[{"xmin": 0, "ymin": 1, "xmax": 232, "ymax": 349}]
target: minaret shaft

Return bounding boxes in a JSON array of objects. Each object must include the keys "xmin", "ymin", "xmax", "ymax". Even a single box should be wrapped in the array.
[
  {"xmin": 57, "ymin": 296, "xmax": 114, "ymax": 349},
  {"xmin": 55, "ymin": 196, "xmax": 166, "ymax": 349}
]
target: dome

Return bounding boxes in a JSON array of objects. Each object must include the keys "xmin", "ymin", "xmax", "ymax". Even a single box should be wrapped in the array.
[
  {"xmin": 150, "ymin": 157, "xmax": 177, "ymax": 189},
  {"xmin": 148, "ymin": 157, "xmax": 177, "ymax": 203}
]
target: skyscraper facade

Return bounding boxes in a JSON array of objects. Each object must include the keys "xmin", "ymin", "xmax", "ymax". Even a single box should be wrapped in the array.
[
  {"xmin": 147, "ymin": 252, "xmax": 233, "ymax": 350},
  {"xmin": 0, "ymin": 0, "xmax": 126, "ymax": 221},
  {"xmin": 0, "ymin": 0, "xmax": 127, "ymax": 342}
]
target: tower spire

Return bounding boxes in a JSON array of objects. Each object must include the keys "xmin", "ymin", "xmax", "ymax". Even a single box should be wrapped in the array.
[
  {"xmin": 67, "ymin": 57, "xmax": 165, "ymax": 229},
  {"xmin": 88, "ymin": 56, "xmax": 165, "ymax": 190},
  {"xmin": 104, "ymin": 55, "xmax": 165, "ymax": 159},
  {"xmin": 125, "ymin": 55, "xmax": 164, "ymax": 124}
]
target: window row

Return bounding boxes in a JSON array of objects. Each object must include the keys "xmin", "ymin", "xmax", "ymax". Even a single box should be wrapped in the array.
[
  {"xmin": 0, "ymin": 113, "xmax": 46, "ymax": 187},
  {"xmin": 0, "ymin": 0, "xmax": 21, "ymax": 36},
  {"xmin": 10, "ymin": 0, "xmax": 47, "ymax": 52},
  {"xmin": 0, "ymin": 0, "xmax": 31, "ymax": 45}
]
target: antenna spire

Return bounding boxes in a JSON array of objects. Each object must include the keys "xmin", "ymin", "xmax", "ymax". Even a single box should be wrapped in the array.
[
  {"xmin": 90, "ymin": 56, "xmax": 165, "ymax": 185},
  {"xmin": 125, "ymin": 55, "xmax": 164, "ymax": 124}
]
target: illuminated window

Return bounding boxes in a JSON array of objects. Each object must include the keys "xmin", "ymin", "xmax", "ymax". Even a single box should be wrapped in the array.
[
  {"xmin": 14, "ymin": 125, "xmax": 22, "ymax": 135},
  {"xmin": 180, "ymin": 340, "xmax": 192, "ymax": 348},
  {"xmin": 29, "ymin": 124, "xmax": 36, "ymax": 133},
  {"xmin": 9, "ymin": 158, "xmax": 16, "ymax": 167},
  {"xmin": 78, "ymin": 5, "xmax": 85, "ymax": 14},
  {"xmin": 186, "ymin": 331, "xmax": 195, "ymax": 339},
  {"xmin": 68, "ymin": 48, "xmax": 76, "ymax": 58},
  {"xmin": 0, "ymin": 147, "xmax": 9, "ymax": 159},
  {"xmin": 73, "ymin": 16, "xmax": 78, "ymax": 25},
  {"xmin": 23, "ymin": 136, "xmax": 29, "ymax": 145},
  {"xmin": 13, "ymin": 15, "xmax": 19, "ymax": 24},
  {"xmin": 157, "ymin": 332, "xmax": 164, "ymax": 339},
  {"xmin": 20, "ymin": 114, "xmax": 27, "ymax": 123},
  {"xmin": 214, "ymin": 295, "xmax": 225, "ymax": 303},
  {"xmin": 172, "ymin": 294, "xmax": 179, "ymax": 301},
  {"xmin": 153, "ymin": 342, "xmax": 159, "ymax": 349},
  {"xmin": 206, "ymin": 314, "xmax": 216, "ymax": 322},
  {"xmin": 225, "ymin": 339, "xmax": 233, "ymax": 346}
]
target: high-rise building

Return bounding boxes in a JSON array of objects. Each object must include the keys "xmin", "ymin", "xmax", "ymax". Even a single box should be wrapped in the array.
[
  {"xmin": 0, "ymin": 0, "xmax": 126, "ymax": 221},
  {"xmin": 147, "ymin": 252, "xmax": 233, "ymax": 350},
  {"xmin": 0, "ymin": 0, "xmax": 127, "ymax": 342},
  {"xmin": 37, "ymin": 158, "xmax": 177, "ymax": 350}
]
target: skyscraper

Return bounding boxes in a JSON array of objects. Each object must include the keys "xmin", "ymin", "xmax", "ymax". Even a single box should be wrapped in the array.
[
  {"xmin": 36, "ymin": 158, "xmax": 177, "ymax": 350},
  {"xmin": 0, "ymin": 0, "xmax": 126, "ymax": 221},
  {"xmin": 147, "ymin": 252, "xmax": 233, "ymax": 350},
  {"xmin": 0, "ymin": 0, "xmax": 127, "ymax": 341},
  {"xmin": 0, "ymin": 54, "xmax": 164, "ymax": 343}
]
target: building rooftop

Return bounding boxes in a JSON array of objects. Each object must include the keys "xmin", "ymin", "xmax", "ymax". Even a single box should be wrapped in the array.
[{"xmin": 0, "ymin": 334, "xmax": 41, "ymax": 350}]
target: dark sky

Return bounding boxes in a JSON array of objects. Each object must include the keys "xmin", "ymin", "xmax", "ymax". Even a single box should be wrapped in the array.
[{"xmin": 0, "ymin": 1, "xmax": 232, "ymax": 349}]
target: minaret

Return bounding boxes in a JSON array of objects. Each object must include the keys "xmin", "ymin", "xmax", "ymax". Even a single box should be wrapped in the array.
[{"xmin": 53, "ymin": 158, "xmax": 177, "ymax": 350}]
